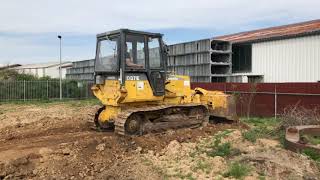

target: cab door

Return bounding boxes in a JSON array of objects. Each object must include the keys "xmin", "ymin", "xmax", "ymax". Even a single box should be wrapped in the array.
[{"xmin": 147, "ymin": 37, "xmax": 165, "ymax": 96}]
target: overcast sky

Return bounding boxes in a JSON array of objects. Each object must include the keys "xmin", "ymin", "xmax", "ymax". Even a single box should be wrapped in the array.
[{"xmin": 0, "ymin": 0, "xmax": 319, "ymax": 64}]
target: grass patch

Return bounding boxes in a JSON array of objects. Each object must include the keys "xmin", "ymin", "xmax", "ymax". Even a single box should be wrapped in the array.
[
  {"xmin": 63, "ymin": 99, "xmax": 100, "ymax": 107},
  {"xmin": 241, "ymin": 117, "xmax": 283, "ymax": 143},
  {"xmin": 242, "ymin": 129, "xmax": 258, "ymax": 143},
  {"xmin": 302, "ymin": 148, "xmax": 320, "ymax": 162},
  {"xmin": 258, "ymin": 176, "xmax": 266, "ymax": 180},
  {"xmin": 141, "ymin": 157, "xmax": 172, "ymax": 179},
  {"xmin": 206, "ymin": 130, "xmax": 234, "ymax": 157},
  {"xmin": 208, "ymin": 130, "xmax": 233, "ymax": 148},
  {"xmin": 142, "ymin": 157, "xmax": 196, "ymax": 180},
  {"xmin": 242, "ymin": 127, "xmax": 277, "ymax": 143},
  {"xmin": 192, "ymin": 160, "xmax": 211, "ymax": 174},
  {"xmin": 301, "ymin": 135, "xmax": 320, "ymax": 145},
  {"xmin": 0, "ymin": 98, "xmax": 100, "ymax": 107},
  {"xmin": 242, "ymin": 117, "xmax": 279, "ymax": 127},
  {"xmin": 179, "ymin": 173, "xmax": 196, "ymax": 180},
  {"xmin": 302, "ymin": 148, "xmax": 320, "ymax": 169},
  {"xmin": 190, "ymin": 130, "xmax": 241, "ymax": 158},
  {"xmin": 309, "ymin": 136, "xmax": 320, "ymax": 145},
  {"xmin": 223, "ymin": 162, "xmax": 251, "ymax": 179},
  {"xmin": 169, "ymin": 172, "xmax": 195, "ymax": 180},
  {"xmin": 207, "ymin": 142, "xmax": 232, "ymax": 157}
]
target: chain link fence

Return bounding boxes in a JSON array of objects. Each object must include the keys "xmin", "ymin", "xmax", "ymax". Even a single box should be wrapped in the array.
[
  {"xmin": 0, "ymin": 80, "xmax": 95, "ymax": 101},
  {"xmin": 2, "ymin": 80, "xmax": 320, "ymax": 118}
]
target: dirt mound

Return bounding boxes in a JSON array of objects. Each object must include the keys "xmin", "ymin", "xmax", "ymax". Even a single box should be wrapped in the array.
[
  {"xmin": 242, "ymin": 149, "xmax": 318, "ymax": 179},
  {"xmin": 0, "ymin": 103, "xmax": 100, "ymax": 130},
  {"xmin": 140, "ymin": 130, "xmax": 320, "ymax": 179},
  {"xmin": 0, "ymin": 102, "xmax": 319, "ymax": 179},
  {"xmin": 0, "ymin": 102, "xmax": 240, "ymax": 179}
]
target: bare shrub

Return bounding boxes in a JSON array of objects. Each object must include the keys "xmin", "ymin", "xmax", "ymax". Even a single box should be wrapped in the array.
[
  {"xmin": 280, "ymin": 105, "xmax": 320, "ymax": 129},
  {"xmin": 246, "ymin": 83, "xmax": 257, "ymax": 119}
]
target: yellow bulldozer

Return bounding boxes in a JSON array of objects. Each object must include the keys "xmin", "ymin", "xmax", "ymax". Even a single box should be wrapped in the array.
[{"xmin": 91, "ymin": 29, "xmax": 237, "ymax": 135}]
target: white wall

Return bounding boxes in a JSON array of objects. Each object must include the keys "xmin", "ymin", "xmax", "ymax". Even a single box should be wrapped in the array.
[
  {"xmin": 45, "ymin": 66, "xmax": 68, "ymax": 79},
  {"xmin": 252, "ymin": 35, "xmax": 320, "ymax": 82},
  {"xmin": 45, "ymin": 66, "xmax": 60, "ymax": 78},
  {"xmin": 16, "ymin": 66, "xmax": 68, "ymax": 79}
]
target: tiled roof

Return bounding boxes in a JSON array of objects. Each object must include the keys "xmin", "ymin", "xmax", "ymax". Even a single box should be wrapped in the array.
[
  {"xmin": 13, "ymin": 62, "xmax": 72, "ymax": 69},
  {"xmin": 215, "ymin": 19, "xmax": 320, "ymax": 43}
]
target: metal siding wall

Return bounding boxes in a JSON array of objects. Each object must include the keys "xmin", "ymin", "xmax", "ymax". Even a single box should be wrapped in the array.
[
  {"xmin": 66, "ymin": 59, "xmax": 95, "ymax": 81},
  {"xmin": 252, "ymin": 35, "xmax": 320, "ymax": 82},
  {"xmin": 168, "ymin": 39, "xmax": 232, "ymax": 82}
]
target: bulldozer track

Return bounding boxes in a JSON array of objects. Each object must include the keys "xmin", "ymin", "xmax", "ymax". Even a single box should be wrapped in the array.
[{"xmin": 114, "ymin": 104, "xmax": 208, "ymax": 135}]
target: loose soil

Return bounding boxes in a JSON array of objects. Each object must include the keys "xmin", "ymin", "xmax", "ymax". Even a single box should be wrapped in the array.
[{"xmin": 0, "ymin": 102, "xmax": 319, "ymax": 179}]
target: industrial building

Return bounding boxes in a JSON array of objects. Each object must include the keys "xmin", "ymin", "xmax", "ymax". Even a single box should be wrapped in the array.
[
  {"xmin": 0, "ymin": 64, "xmax": 21, "ymax": 70},
  {"xmin": 66, "ymin": 59, "xmax": 95, "ymax": 80},
  {"xmin": 12, "ymin": 62, "xmax": 72, "ymax": 79},
  {"xmin": 167, "ymin": 39, "xmax": 232, "ymax": 82},
  {"xmin": 66, "ymin": 19, "xmax": 320, "ymax": 83},
  {"xmin": 216, "ymin": 19, "xmax": 320, "ymax": 83}
]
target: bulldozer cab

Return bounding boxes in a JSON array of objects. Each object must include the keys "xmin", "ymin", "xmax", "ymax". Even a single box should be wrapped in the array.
[{"xmin": 94, "ymin": 29, "xmax": 167, "ymax": 96}]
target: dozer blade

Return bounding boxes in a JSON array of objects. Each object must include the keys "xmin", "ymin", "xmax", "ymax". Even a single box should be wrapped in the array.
[
  {"xmin": 209, "ymin": 95, "xmax": 238, "ymax": 123},
  {"xmin": 194, "ymin": 88, "xmax": 238, "ymax": 123}
]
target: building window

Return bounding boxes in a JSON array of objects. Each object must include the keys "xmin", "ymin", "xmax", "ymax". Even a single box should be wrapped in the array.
[
  {"xmin": 232, "ymin": 44, "xmax": 252, "ymax": 73},
  {"xmin": 211, "ymin": 77, "xmax": 227, "ymax": 82}
]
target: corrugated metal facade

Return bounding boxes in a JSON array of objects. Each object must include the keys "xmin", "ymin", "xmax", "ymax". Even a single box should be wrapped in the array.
[
  {"xmin": 168, "ymin": 39, "xmax": 232, "ymax": 82},
  {"xmin": 66, "ymin": 59, "xmax": 95, "ymax": 80},
  {"xmin": 251, "ymin": 35, "xmax": 320, "ymax": 82}
]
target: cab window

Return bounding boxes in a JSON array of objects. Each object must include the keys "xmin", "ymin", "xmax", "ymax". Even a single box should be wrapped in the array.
[
  {"xmin": 125, "ymin": 35, "xmax": 145, "ymax": 69},
  {"xmin": 95, "ymin": 37, "xmax": 118, "ymax": 72},
  {"xmin": 148, "ymin": 38, "xmax": 161, "ymax": 68}
]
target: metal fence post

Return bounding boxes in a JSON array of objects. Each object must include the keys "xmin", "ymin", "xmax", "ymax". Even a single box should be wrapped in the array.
[
  {"xmin": 47, "ymin": 80, "xmax": 49, "ymax": 99},
  {"xmin": 23, "ymin": 80, "xmax": 26, "ymax": 101},
  {"xmin": 65, "ymin": 81, "xmax": 68, "ymax": 99},
  {"xmin": 274, "ymin": 84, "xmax": 277, "ymax": 119},
  {"xmin": 86, "ymin": 81, "xmax": 89, "ymax": 98}
]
